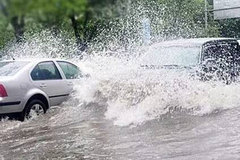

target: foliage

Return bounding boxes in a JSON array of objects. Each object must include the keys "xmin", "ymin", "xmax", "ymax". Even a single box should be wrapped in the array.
[
  {"xmin": 1, "ymin": 0, "xmax": 239, "ymax": 52},
  {"xmin": 0, "ymin": 14, "xmax": 14, "ymax": 49},
  {"xmin": 218, "ymin": 19, "xmax": 240, "ymax": 38}
]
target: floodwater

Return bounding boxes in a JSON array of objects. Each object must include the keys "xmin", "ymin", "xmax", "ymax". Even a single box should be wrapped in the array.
[
  {"xmin": 1, "ymin": 54, "xmax": 240, "ymax": 160},
  {"xmin": 2, "ymin": 105, "xmax": 240, "ymax": 160}
]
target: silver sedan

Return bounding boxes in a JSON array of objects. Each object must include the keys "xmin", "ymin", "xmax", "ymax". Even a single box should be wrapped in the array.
[{"xmin": 0, "ymin": 59, "xmax": 83, "ymax": 121}]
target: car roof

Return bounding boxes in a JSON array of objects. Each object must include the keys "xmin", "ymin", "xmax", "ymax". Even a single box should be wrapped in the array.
[
  {"xmin": 151, "ymin": 38, "xmax": 237, "ymax": 48},
  {"xmin": 0, "ymin": 58, "xmax": 72, "ymax": 64}
]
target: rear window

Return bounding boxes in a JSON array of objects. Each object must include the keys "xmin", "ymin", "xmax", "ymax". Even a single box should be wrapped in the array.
[{"xmin": 0, "ymin": 61, "xmax": 29, "ymax": 76}]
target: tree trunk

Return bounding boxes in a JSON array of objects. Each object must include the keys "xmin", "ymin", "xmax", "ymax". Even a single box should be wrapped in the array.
[
  {"xmin": 11, "ymin": 16, "xmax": 25, "ymax": 42},
  {"xmin": 70, "ymin": 15, "xmax": 87, "ymax": 54}
]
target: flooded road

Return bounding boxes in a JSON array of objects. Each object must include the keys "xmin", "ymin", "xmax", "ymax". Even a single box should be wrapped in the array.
[{"xmin": 1, "ymin": 102, "xmax": 240, "ymax": 159}]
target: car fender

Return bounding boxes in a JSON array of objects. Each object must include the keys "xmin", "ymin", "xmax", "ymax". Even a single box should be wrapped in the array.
[{"xmin": 21, "ymin": 88, "xmax": 50, "ymax": 111}]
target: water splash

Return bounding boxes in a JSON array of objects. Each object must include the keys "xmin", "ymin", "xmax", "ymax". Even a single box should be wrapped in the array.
[
  {"xmin": 0, "ymin": 1, "xmax": 235, "ymax": 127},
  {"xmin": 1, "ymin": 29, "xmax": 239, "ymax": 127},
  {"xmin": 1, "ymin": 30, "xmax": 83, "ymax": 60},
  {"xmin": 72, "ymin": 57, "xmax": 240, "ymax": 126}
]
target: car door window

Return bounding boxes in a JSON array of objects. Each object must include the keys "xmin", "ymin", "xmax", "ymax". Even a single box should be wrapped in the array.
[
  {"xmin": 31, "ymin": 61, "xmax": 62, "ymax": 80},
  {"xmin": 57, "ymin": 61, "xmax": 81, "ymax": 79}
]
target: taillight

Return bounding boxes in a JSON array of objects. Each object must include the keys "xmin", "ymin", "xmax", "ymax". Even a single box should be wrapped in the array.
[{"xmin": 0, "ymin": 84, "xmax": 8, "ymax": 97}]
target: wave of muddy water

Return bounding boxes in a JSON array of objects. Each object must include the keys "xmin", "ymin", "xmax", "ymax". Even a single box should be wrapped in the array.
[{"xmin": 1, "ymin": 52, "xmax": 240, "ymax": 160}]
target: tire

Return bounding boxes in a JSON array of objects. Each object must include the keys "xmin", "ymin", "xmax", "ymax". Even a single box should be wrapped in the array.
[{"xmin": 19, "ymin": 99, "xmax": 47, "ymax": 121}]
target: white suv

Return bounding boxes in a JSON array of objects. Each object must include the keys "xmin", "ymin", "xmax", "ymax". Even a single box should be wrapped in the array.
[{"xmin": 0, "ymin": 59, "xmax": 82, "ymax": 121}]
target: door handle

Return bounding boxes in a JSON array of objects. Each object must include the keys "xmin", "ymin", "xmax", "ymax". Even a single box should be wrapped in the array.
[
  {"xmin": 40, "ymin": 83, "xmax": 47, "ymax": 88},
  {"xmin": 67, "ymin": 82, "xmax": 73, "ymax": 86}
]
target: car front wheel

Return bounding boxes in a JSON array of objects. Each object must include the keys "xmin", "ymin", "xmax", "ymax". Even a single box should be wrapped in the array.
[{"xmin": 19, "ymin": 99, "xmax": 47, "ymax": 121}]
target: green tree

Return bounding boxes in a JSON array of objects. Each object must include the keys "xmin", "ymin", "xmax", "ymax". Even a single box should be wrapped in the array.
[
  {"xmin": 218, "ymin": 19, "xmax": 240, "ymax": 38},
  {"xmin": 29, "ymin": 0, "xmax": 115, "ymax": 51},
  {"xmin": 0, "ymin": 0, "xmax": 31, "ymax": 42},
  {"xmin": 156, "ymin": 0, "xmax": 212, "ymax": 38},
  {"xmin": 0, "ymin": 14, "xmax": 14, "ymax": 49}
]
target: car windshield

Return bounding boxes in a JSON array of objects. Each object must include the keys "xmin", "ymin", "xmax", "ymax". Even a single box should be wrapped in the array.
[
  {"xmin": 0, "ymin": 61, "xmax": 29, "ymax": 76},
  {"xmin": 143, "ymin": 46, "xmax": 200, "ymax": 67}
]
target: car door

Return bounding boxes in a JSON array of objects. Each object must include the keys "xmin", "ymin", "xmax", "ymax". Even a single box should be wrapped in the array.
[
  {"xmin": 56, "ymin": 61, "xmax": 82, "ymax": 89},
  {"xmin": 30, "ymin": 61, "xmax": 71, "ymax": 106}
]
